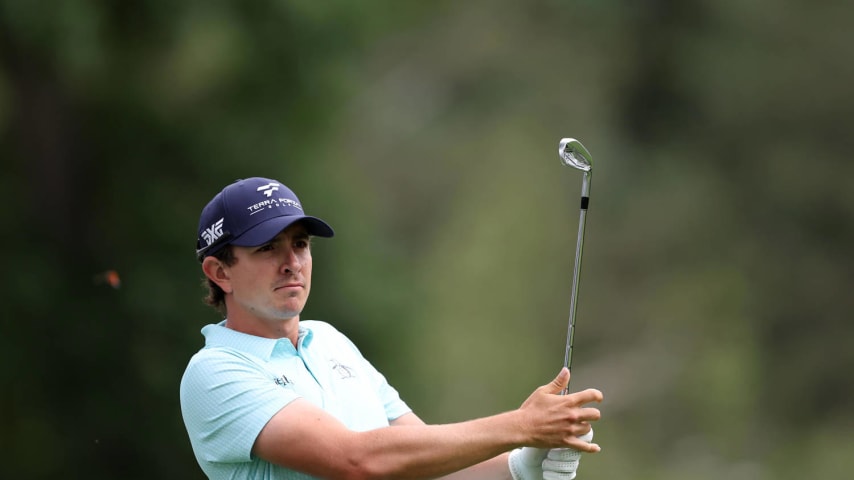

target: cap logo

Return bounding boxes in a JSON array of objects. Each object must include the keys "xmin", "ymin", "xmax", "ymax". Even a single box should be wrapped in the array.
[
  {"xmin": 246, "ymin": 185, "xmax": 304, "ymax": 216},
  {"xmin": 201, "ymin": 217, "xmax": 224, "ymax": 246},
  {"xmin": 257, "ymin": 183, "xmax": 280, "ymax": 197}
]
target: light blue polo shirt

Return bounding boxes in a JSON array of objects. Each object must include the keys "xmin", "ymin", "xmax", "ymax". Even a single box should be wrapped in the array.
[{"xmin": 180, "ymin": 320, "xmax": 411, "ymax": 479}]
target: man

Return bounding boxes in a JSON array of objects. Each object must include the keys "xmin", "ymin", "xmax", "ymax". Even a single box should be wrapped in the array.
[{"xmin": 181, "ymin": 177, "xmax": 603, "ymax": 480}]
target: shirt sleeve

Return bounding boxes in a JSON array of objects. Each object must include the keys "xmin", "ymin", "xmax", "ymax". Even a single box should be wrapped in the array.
[
  {"xmin": 180, "ymin": 348, "xmax": 300, "ymax": 464},
  {"xmin": 366, "ymin": 358, "xmax": 412, "ymax": 422}
]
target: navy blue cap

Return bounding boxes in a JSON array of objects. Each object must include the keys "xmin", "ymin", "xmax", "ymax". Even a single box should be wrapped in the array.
[{"xmin": 196, "ymin": 177, "xmax": 334, "ymax": 261}]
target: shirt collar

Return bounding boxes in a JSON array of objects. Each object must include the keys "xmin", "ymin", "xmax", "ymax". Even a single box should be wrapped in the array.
[{"xmin": 201, "ymin": 320, "xmax": 314, "ymax": 361}]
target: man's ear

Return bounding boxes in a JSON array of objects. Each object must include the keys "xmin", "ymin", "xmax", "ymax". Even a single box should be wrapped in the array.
[{"xmin": 202, "ymin": 256, "xmax": 233, "ymax": 294}]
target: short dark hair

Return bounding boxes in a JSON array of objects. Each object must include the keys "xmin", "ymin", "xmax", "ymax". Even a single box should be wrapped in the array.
[{"xmin": 202, "ymin": 245, "xmax": 236, "ymax": 315}]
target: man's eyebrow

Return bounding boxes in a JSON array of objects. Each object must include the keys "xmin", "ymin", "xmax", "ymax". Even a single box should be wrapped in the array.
[
  {"xmin": 290, "ymin": 231, "xmax": 313, "ymax": 244},
  {"xmin": 256, "ymin": 225, "xmax": 312, "ymax": 246}
]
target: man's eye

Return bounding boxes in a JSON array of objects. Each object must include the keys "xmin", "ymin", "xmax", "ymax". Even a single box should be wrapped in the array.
[{"xmin": 258, "ymin": 244, "xmax": 275, "ymax": 252}]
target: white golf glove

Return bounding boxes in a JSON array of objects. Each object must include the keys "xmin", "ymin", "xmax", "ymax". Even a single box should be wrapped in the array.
[
  {"xmin": 508, "ymin": 446, "xmax": 549, "ymax": 480},
  {"xmin": 542, "ymin": 428, "xmax": 594, "ymax": 480},
  {"xmin": 509, "ymin": 428, "xmax": 594, "ymax": 480}
]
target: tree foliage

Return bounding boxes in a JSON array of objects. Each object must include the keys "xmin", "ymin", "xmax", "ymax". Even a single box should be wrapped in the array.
[{"xmin": 1, "ymin": 1, "xmax": 852, "ymax": 478}]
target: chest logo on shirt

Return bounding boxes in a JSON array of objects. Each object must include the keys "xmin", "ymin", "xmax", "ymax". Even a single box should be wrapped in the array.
[
  {"xmin": 330, "ymin": 358, "xmax": 356, "ymax": 379},
  {"xmin": 274, "ymin": 374, "xmax": 293, "ymax": 387}
]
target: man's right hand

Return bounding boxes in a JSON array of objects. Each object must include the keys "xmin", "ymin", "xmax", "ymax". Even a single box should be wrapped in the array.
[{"xmin": 517, "ymin": 368, "xmax": 602, "ymax": 452}]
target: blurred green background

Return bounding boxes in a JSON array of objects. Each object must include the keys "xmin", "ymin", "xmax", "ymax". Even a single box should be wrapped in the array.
[{"xmin": 2, "ymin": 0, "xmax": 852, "ymax": 478}]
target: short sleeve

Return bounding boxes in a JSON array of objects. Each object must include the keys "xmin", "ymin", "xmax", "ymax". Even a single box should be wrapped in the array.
[{"xmin": 180, "ymin": 349, "xmax": 300, "ymax": 464}]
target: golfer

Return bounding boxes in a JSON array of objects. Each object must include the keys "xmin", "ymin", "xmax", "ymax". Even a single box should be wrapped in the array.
[{"xmin": 180, "ymin": 177, "xmax": 603, "ymax": 480}]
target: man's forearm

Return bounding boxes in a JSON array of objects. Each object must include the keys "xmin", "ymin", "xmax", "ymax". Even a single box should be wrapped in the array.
[{"xmin": 347, "ymin": 412, "xmax": 526, "ymax": 480}]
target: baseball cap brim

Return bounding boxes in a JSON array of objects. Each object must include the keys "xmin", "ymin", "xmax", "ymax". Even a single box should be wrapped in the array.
[{"xmin": 230, "ymin": 215, "xmax": 334, "ymax": 247}]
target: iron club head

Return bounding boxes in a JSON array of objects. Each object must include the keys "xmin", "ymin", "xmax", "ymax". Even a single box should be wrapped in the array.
[{"xmin": 559, "ymin": 138, "xmax": 593, "ymax": 173}]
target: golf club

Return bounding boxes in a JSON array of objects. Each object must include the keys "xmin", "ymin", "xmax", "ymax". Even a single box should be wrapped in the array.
[{"xmin": 558, "ymin": 138, "xmax": 593, "ymax": 394}]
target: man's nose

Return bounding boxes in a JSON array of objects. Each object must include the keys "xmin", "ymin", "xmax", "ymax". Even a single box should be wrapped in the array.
[{"xmin": 280, "ymin": 247, "xmax": 301, "ymax": 274}]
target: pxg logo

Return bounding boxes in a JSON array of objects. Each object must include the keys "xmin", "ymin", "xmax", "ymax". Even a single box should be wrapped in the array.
[{"xmin": 201, "ymin": 218, "xmax": 224, "ymax": 246}]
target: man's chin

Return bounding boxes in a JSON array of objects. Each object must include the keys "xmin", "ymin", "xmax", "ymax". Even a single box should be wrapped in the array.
[
  {"xmin": 247, "ymin": 304, "xmax": 302, "ymax": 322},
  {"xmin": 272, "ymin": 306, "xmax": 304, "ymax": 320}
]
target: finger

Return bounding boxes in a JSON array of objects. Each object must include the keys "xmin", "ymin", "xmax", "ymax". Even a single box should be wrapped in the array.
[
  {"xmin": 567, "ymin": 407, "xmax": 601, "ymax": 424},
  {"xmin": 564, "ymin": 388, "xmax": 603, "ymax": 405},
  {"xmin": 565, "ymin": 439, "xmax": 600, "ymax": 453},
  {"xmin": 546, "ymin": 368, "xmax": 571, "ymax": 394}
]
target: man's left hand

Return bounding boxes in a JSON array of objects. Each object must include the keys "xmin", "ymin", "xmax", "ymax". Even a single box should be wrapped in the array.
[{"xmin": 541, "ymin": 428, "xmax": 594, "ymax": 480}]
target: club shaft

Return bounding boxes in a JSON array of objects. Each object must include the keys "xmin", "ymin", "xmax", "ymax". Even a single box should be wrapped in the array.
[{"xmin": 562, "ymin": 171, "xmax": 591, "ymax": 393}]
